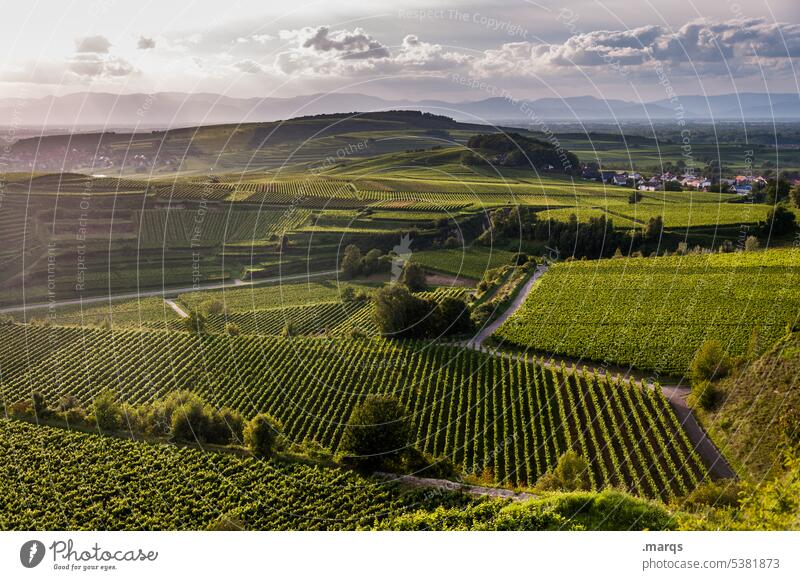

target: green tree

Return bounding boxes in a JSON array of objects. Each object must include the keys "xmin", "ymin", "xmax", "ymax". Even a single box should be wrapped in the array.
[
  {"xmin": 436, "ymin": 297, "xmax": 474, "ymax": 335},
  {"xmin": 184, "ymin": 309, "xmax": 208, "ymax": 335},
  {"xmin": 341, "ymin": 244, "xmax": 362, "ymax": 279},
  {"xmin": 373, "ymin": 285, "xmax": 435, "ymax": 338},
  {"xmin": 244, "ymin": 413, "xmax": 283, "ymax": 457},
  {"xmin": 338, "ymin": 395, "xmax": 412, "ymax": 471},
  {"xmin": 92, "ymin": 389, "xmax": 124, "ymax": 431},
  {"xmin": 362, "ymin": 248, "xmax": 383, "ymax": 274},
  {"xmin": 789, "ymin": 183, "xmax": 800, "ymax": 208},
  {"xmin": 690, "ymin": 339, "xmax": 731, "ymax": 383},
  {"xmin": 645, "ymin": 215, "xmax": 663, "ymax": 241},
  {"xmin": 761, "ymin": 205, "xmax": 797, "ymax": 237},
  {"xmin": 399, "ymin": 262, "xmax": 428, "ymax": 292}
]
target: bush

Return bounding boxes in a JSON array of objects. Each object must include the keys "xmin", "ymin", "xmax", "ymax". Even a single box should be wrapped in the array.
[
  {"xmin": 170, "ymin": 399, "xmax": 213, "ymax": 443},
  {"xmin": 436, "ymin": 297, "xmax": 474, "ymax": 335},
  {"xmin": 761, "ymin": 205, "xmax": 796, "ymax": 236},
  {"xmin": 199, "ymin": 299, "xmax": 224, "ymax": 316},
  {"xmin": 209, "ymin": 407, "xmax": 244, "ymax": 444},
  {"xmin": 224, "ymin": 322, "xmax": 241, "ymax": 336},
  {"xmin": 511, "ymin": 252, "xmax": 530, "ymax": 266},
  {"xmin": 184, "ymin": 309, "xmax": 208, "ymax": 334},
  {"xmin": 338, "ymin": 395, "xmax": 412, "ymax": 471},
  {"xmin": 443, "ymin": 235, "xmax": 459, "ymax": 249},
  {"xmin": 690, "ymin": 340, "xmax": 731, "ymax": 383},
  {"xmin": 399, "ymin": 262, "xmax": 428, "ymax": 292},
  {"xmin": 687, "ymin": 380, "xmax": 721, "ymax": 411},
  {"xmin": 744, "ymin": 235, "xmax": 760, "ymax": 252},
  {"xmin": 535, "ymin": 450, "xmax": 590, "ymax": 491},
  {"xmin": 91, "ymin": 389, "xmax": 124, "ymax": 432},
  {"xmin": 244, "ymin": 413, "xmax": 283, "ymax": 457},
  {"xmin": 31, "ymin": 391, "xmax": 49, "ymax": 419},
  {"xmin": 682, "ymin": 481, "xmax": 743, "ymax": 510}
]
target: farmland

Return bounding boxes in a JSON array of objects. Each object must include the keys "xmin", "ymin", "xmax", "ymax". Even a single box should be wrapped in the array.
[
  {"xmin": 0, "ymin": 419, "xmax": 475, "ymax": 530},
  {"xmin": 0, "ymin": 322, "xmax": 706, "ymax": 498},
  {"xmin": 495, "ymin": 248, "xmax": 800, "ymax": 374}
]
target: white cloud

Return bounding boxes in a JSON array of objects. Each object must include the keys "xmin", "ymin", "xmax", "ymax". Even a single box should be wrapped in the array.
[
  {"xmin": 232, "ymin": 59, "xmax": 266, "ymax": 74},
  {"xmin": 75, "ymin": 35, "xmax": 112, "ymax": 54}
]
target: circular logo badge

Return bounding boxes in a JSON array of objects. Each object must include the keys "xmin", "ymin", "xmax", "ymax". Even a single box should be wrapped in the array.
[{"xmin": 20, "ymin": 540, "xmax": 46, "ymax": 568}]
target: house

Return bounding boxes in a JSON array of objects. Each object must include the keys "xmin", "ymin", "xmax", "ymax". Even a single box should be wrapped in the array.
[
  {"xmin": 735, "ymin": 185, "xmax": 752, "ymax": 195},
  {"xmin": 612, "ymin": 174, "xmax": 628, "ymax": 186},
  {"xmin": 600, "ymin": 170, "xmax": 617, "ymax": 183}
]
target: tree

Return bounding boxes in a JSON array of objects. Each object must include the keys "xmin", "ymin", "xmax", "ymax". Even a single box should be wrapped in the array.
[
  {"xmin": 436, "ymin": 297, "xmax": 474, "ymax": 335},
  {"xmin": 338, "ymin": 395, "xmax": 412, "ymax": 470},
  {"xmin": 745, "ymin": 236, "xmax": 760, "ymax": 252},
  {"xmin": 184, "ymin": 309, "xmax": 207, "ymax": 335},
  {"xmin": 341, "ymin": 244, "xmax": 362, "ymax": 279},
  {"xmin": 170, "ymin": 399, "xmax": 212, "ymax": 442},
  {"xmin": 645, "ymin": 215, "xmax": 663, "ymax": 241},
  {"xmin": 789, "ymin": 183, "xmax": 800, "ymax": 208},
  {"xmin": 765, "ymin": 178, "xmax": 790, "ymax": 204},
  {"xmin": 92, "ymin": 389, "xmax": 124, "ymax": 431},
  {"xmin": 535, "ymin": 451, "xmax": 590, "ymax": 491},
  {"xmin": 690, "ymin": 340, "xmax": 731, "ymax": 383},
  {"xmin": 244, "ymin": 413, "xmax": 283, "ymax": 457},
  {"xmin": 399, "ymin": 262, "xmax": 428, "ymax": 292},
  {"xmin": 362, "ymin": 248, "xmax": 383, "ymax": 275},
  {"xmin": 761, "ymin": 205, "xmax": 797, "ymax": 237},
  {"xmin": 628, "ymin": 191, "xmax": 643, "ymax": 204},
  {"xmin": 372, "ymin": 285, "xmax": 434, "ymax": 338}
]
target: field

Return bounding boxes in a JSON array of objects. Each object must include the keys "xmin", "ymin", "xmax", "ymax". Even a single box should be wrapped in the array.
[
  {"xmin": 412, "ymin": 247, "xmax": 518, "ymax": 280},
  {"xmin": 0, "ymin": 323, "xmax": 707, "ymax": 498},
  {"xmin": 495, "ymin": 248, "xmax": 800, "ymax": 375}
]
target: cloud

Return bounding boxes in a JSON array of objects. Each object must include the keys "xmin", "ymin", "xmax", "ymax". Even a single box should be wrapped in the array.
[
  {"xmin": 233, "ymin": 59, "xmax": 266, "ymax": 74},
  {"xmin": 75, "ymin": 35, "xmax": 112, "ymax": 54},
  {"xmin": 472, "ymin": 18, "xmax": 800, "ymax": 78},
  {"xmin": 236, "ymin": 34, "xmax": 273, "ymax": 44},
  {"xmin": 68, "ymin": 53, "xmax": 134, "ymax": 78},
  {"xmin": 137, "ymin": 36, "xmax": 156, "ymax": 50}
]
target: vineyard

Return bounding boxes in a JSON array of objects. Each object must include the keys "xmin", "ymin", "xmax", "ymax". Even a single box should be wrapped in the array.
[
  {"xmin": 136, "ymin": 208, "xmax": 310, "ymax": 247},
  {"xmin": 0, "ymin": 323, "xmax": 707, "ymax": 498},
  {"xmin": 200, "ymin": 287, "xmax": 470, "ymax": 336},
  {"xmin": 495, "ymin": 248, "xmax": 800, "ymax": 374},
  {"xmin": 0, "ymin": 420, "xmax": 475, "ymax": 530}
]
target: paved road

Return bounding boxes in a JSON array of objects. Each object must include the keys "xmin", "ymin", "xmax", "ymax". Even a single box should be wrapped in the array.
[
  {"xmin": 466, "ymin": 265, "xmax": 547, "ymax": 349},
  {"xmin": 0, "ymin": 270, "xmax": 341, "ymax": 314}
]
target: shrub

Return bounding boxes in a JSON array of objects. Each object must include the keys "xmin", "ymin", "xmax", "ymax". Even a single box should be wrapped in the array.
[
  {"xmin": 184, "ymin": 309, "xmax": 208, "ymax": 334},
  {"xmin": 338, "ymin": 395, "xmax": 412, "ymax": 471},
  {"xmin": 31, "ymin": 391, "xmax": 49, "ymax": 419},
  {"xmin": 682, "ymin": 481, "xmax": 743, "ymax": 510},
  {"xmin": 687, "ymin": 380, "xmax": 721, "ymax": 411},
  {"xmin": 199, "ymin": 299, "xmax": 224, "ymax": 316},
  {"xmin": 209, "ymin": 407, "xmax": 244, "ymax": 444},
  {"xmin": 443, "ymin": 235, "xmax": 459, "ymax": 249},
  {"xmin": 91, "ymin": 389, "xmax": 124, "ymax": 432},
  {"xmin": 690, "ymin": 340, "xmax": 731, "ymax": 383},
  {"xmin": 224, "ymin": 322, "xmax": 241, "ymax": 336},
  {"xmin": 436, "ymin": 297, "xmax": 474, "ymax": 335},
  {"xmin": 244, "ymin": 413, "xmax": 283, "ymax": 457},
  {"xmin": 535, "ymin": 450, "xmax": 590, "ymax": 491},
  {"xmin": 744, "ymin": 236, "xmax": 760, "ymax": 252},
  {"xmin": 170, "ymin": 399, "xmax": 213, "ymax": 443}
]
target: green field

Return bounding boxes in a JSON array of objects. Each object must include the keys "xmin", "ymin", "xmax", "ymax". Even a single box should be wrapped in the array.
[
  {"xmin": 412, "ymin": 247, "xmax": 518, "ymax": 280},
  {"xmin": 0, "ymin": 323, "xmax": 706, "ymax": 498},
  {"xmin": 0, "ymin": 419, "xmax": 476, "ymax": 530},
  {"xmin": 495, "ymin": 248, "xmax": 800, "ymax": 374}
]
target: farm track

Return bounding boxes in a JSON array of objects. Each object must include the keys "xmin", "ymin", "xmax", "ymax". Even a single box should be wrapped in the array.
[
  {"xmin": 464, "ymin": 265, "xmax": 737, "ymax": 481},
  {"xmin": 377, "ymin": 473, "xmax": 536, "ymax": 501}
]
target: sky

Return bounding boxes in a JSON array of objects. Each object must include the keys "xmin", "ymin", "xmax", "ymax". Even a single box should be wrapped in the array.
[{"xmin": 1, "ymin": 0, "xmax": 799, "ymax": 102}]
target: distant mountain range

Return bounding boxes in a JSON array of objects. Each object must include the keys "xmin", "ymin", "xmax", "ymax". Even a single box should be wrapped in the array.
[{"xmin": 1, "ymin": 91, "xmax": 799, "ymax": 128}]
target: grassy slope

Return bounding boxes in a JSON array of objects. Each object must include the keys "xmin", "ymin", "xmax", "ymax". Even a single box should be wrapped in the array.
[{"xmin": 699, "ymin": 332, "xmax": 800, "ymax": 479}]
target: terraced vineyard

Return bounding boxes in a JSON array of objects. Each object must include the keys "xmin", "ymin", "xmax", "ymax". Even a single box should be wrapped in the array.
[
  {"xmin": 0, "ymin": 323, "xmax": 707, "ymax": 498},
  {"xmin": 495, "ymin": 248, "xmax": 800, "ymax": 374},
  {"xmin": 136, "ymin": 208, "xmax": 310, "ymax": 247},
  {"xmin": 412, "ymin": 247, "xmax": 518, "ymax": 280},
  {"xmin": 0, "ymin": 420, "xmax": 474, "ymax": 530},
  {"xmin": 8, "ymin": 296, "xmax": 179, "ymax": 330}
]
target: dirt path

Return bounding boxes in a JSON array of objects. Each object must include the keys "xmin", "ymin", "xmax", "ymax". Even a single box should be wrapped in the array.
[
  {"xmin": 466, "ymin": 265, "xmax": 547, "ymax": 349},
  {"xmin": 164, "ymin": 299, "xmax": 189, "ymax": 318},
  {"xmin": 377, "ymin": 472, "xmax": 535, "ymax": 501}
]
